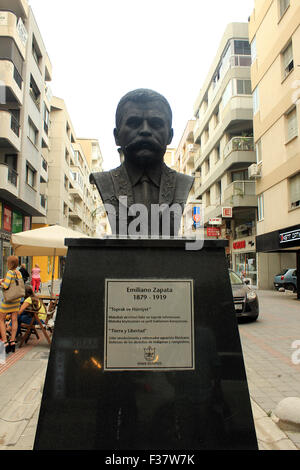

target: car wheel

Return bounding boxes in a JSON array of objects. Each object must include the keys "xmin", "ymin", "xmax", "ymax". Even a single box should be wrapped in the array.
[{"xmin": 286, "ymin": 284, "xmax": 296, "ymax": 292}]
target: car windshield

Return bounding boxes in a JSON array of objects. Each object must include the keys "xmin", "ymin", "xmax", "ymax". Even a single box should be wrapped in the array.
[{"xmin": 229, "ymin": 271, "xmax": 243, "ymax": 285}]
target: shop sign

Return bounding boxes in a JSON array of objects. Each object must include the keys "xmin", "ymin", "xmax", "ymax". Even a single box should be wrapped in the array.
[
  {"xmin": 192, "ymin": 206, "xmax": 202, "ymax": 229},
  {"xmin": 279, "ymin": 229, "xmax": 300, "ymax": 244},
  {"xmin": 12, "ymin": 212, "xmax": 23, "ymax": 233},
  {"xmin": 208, "ymin": 217, "xmax": 222, "ymax": 226},
  {"xmin": 233, "ymin": 240, "xmax": 246, "ymax": 250},
  {"xmin": 3, "ymin": 206, "xmax": 12, "ymax": 232},
  {"xmin": 207, "ymin": 227, "xmax": 221, "ymax": 237},
  {"xmin": 222, "ymin": 207, "xmax": 232, "ymax": 218}
]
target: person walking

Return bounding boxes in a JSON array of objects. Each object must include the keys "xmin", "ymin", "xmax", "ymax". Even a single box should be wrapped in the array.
[
  {"xmin": 0, "ymin": 256, "xmax": 23, "ymax": 353},
  {"xmin": 31, "ymin": 264, "xmax": 41, "ymax": 293},
  {"xmin": 19, "ymin": 263, "xmax": 30, "ymax": 284}
]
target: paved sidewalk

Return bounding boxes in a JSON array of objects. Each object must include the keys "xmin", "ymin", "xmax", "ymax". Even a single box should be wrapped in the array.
[
  {"xmin": 0, "ymin": 285, "xmax": 298, "ymax": 451},
  {"xmin": 0, "ymin": 338, "xmax": 298, "ymax": 451}
]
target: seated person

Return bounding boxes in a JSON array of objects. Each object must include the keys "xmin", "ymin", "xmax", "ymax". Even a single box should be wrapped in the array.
[{"xmin": 17, "ymin": 285, "xmax": 46, "ymax": 336}]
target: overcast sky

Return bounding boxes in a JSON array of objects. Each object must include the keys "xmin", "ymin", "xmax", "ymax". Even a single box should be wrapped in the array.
[{"xmin": 28, "ymin": 0, "xmax": 255, "ymax": 170}]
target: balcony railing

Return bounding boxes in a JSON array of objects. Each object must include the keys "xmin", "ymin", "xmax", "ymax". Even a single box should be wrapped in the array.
[
  {"xmin": 224, "ymin": 136, "xmax": 254, "ymax": 159},
  {"xmin": 230, "ymin": 54, "xmax": 251, "ymax": 67},
  {"xmin": 223, "ymin": 180, "xmax": 256, "ymax": 202}
]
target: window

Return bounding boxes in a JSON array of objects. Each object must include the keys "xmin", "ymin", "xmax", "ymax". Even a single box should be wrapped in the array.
[
  {"xmin": 222, "ymin": 80, "xmax": 233, "ymax": 108},
  {"xmin": 26, "ymin": 164, "xmax": 36, "ymax": 188},
  {"xmin": 215, "ymin": 143, "xmax": 220, "ymax": 162},
  {"xmin": 29, "ymin": 74, "xmax": 40, "ymax": 108},
  {"xmin": 206, "ymin": 156, "xmax": 210, "ymax": 175},
  {"xmin": 28, "ymin": 119, "xmax": 38, "ymax": 145},
  {"xmin": 279, "ymin": 0, "xmax": 290, "ymax": 18},
  {"xmin": 282, "ymin": 42, "xmax": 293, "ymax": 79},
  {"xmin": 32, "ymin": 36, "xmax": 42, "ymax": 67},
  {"xmin": 256, "ymin": 139, "xmax": 262, "ymax": 164},
  {"xmin": 206, "ymin": 189, "xmax": 211, "ymax": 207},
  {"xmin": 236, "ymin": 79, "xmax": 252, "ymax": 95},
  {"xmin": 290, "ymin": 173, "xmax": 300, "ymax": 209},
  {"xmin": 234, "ymin": 40, "xmax": 251, "ymax": 56},
  {"xmin": 251, "ymin": 36, "xmax": 257, "ymax": 63},
  {"xmin": 286, "ymin": 107, "xmax": 298, "ymax": 141},
  {"xmin": 43, "ymin": 103, "xmax": 50, "ymax": 134},
  {"xmin": 253, "ymin": 87, "xmax": 259, "ymax": 114},
  {"xmin": 258, "ymin": 194, "xmax": 264, "ymax": 221},
  {"xmin": 232, "ymin": 170, "xmax": 249, "ymax": 182}
]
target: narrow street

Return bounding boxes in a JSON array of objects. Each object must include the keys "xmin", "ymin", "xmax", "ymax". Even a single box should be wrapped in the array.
[{"xmin": 239, "ymin": 289, "xmax": 300, "ymax": 447}]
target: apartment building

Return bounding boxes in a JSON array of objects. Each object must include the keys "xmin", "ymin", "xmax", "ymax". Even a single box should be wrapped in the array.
[
  {"xmin": 174, "ymin": 120, "xmax": 202, "ymax": 236},
  {"xmin": 0, "ymin": 0, "xmax": 53, "ymax": 276},
  {"xmin": 33, "ymin": 96, "xmax": 101, "ymax": 237},
  {"xmin": 192, "ymin": 23, "xmax": 258, "ymax": 284},
  {"xmin": 249, "ymin": 0, "xmax": 300, "ymax": 293},
  {"xmin": 77, "ymin": 138, "xmax": 110, "ymax": 236}
]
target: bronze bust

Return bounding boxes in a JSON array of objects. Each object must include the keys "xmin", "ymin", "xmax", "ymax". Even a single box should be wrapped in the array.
[{"xmin": 90, "ymin": 89, "xmax": 194, "ymax": 236}]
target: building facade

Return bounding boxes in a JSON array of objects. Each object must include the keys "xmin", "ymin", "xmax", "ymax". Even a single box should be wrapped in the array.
[
  {"xmin": 249, "ymin": 0, "xmax": 300, "ymax": 294},
  {"xmin": 0, "ymin": 0, "xmax": 53, "ymax": 276},
  {"xmin": 33, "ymin": 96, "xmax": 101, "ymax": 237},
  {"xmin": 192, "ymin": 23, "xmax": 258, "ymax": 284}
]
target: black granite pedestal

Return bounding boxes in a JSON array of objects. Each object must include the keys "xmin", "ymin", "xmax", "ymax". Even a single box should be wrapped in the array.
[{"xmin": 34, "ymin": 238, "xmax": 258, "ymax": 450}]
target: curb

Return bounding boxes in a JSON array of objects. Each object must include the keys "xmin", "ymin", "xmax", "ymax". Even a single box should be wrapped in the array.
[{"xmin": 251, "ymin": 400, "xmax": 299, "ymax": 450}]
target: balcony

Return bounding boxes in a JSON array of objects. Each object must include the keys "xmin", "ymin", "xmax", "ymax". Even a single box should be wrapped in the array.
[
  {"xmin": 0, "ymin": 11, "xmax": 28, "ymax": 59},
  {"xmin": 224, "ymin": 136, "xmax": 254, "ymax": 159},
  {"xmin": 0, "ymin": 60, "xmax": 23, "ymax": 104},
  {"xmin": 0, "ymin": 164, "xmax": 18, "ymax": 198},
  {"xmin": 0, "ymin": 110, "xmax": 21, "ymax": 151},
  {"xmin": 223, "ymin": 180, "xmax": 257, "ymax": 208},
  {"xmin": 0, "ymin": 1, "xmax": 29, "ymax": 19},
  {"xmin": 69, "ymin": 202, "xmax": 83, "ymax": 221}
]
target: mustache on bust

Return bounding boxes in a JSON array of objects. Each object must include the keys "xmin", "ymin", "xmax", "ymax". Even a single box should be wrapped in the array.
[{"xmin": 124, "ymin": 139, "xmax": 163, "ymax": 154}]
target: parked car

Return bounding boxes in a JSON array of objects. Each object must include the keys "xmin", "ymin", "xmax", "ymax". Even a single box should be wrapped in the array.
[
  {"xmin": 274, "ymin": 268, "xmax": 297, "ymax": 292},
  {"xmin": 229, "ymin": 269, "xmax": 259, "ymax": 321}
]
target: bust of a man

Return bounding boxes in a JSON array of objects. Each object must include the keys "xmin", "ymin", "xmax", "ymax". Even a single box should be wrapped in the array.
[{"xmin": 90, "ymin": 88, "xmax": 194, "ymax": 236}]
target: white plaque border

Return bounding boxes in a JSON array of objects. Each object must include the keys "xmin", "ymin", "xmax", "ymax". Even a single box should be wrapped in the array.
[{"xmin": 104, "ymin": 278, "xmax": 195, "ymax": 372}]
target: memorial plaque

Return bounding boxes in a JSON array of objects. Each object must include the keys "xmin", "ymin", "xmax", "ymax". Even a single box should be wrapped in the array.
[
  {"xmin": 34, "ymin": 238, "xmax": 258, "ymax": 451},
  {"xmin": 105, "ymin": 279, "xmax": 194, "ymax": 371}
]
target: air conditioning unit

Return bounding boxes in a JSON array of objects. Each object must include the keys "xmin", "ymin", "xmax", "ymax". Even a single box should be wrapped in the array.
[{"xmin": 248, "ymin": 163, "xmax": 261, "ymax": 179}]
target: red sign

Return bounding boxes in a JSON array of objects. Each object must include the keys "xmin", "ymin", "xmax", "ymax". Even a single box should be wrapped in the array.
[
  {"xmin": 222, "ymin": 207, "xmax": 232, "ymax": 218},
  {"xmin": 233, "ymin": 240, "xmax": 246, "ymax": 250},
  {"xmin": 3, "ymin": 205, "xmax": 12, "ymax": 232},
  {"xmin": 207, "ymin": 227, "xmax": 221, "ymax": 237}
]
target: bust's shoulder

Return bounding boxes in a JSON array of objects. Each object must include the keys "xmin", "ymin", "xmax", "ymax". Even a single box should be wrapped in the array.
[
  {"xmin": 163, "ymin": 163, "xmax": 194, "ymax": 185},
  {"xmin": 89, "ymin": 164, "xmax": 123, "ymax": 185}
]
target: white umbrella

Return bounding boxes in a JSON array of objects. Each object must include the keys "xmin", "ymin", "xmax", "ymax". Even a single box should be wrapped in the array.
[{"xmin": 11, "ymin": 225, "xmax": 91, "ymax": 295}]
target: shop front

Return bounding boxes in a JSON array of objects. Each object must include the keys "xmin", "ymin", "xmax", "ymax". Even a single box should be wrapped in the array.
[
  {"xmin": 232, "ymin": 236, "xmax": 257, "ymax": 287},
  {"xmin": 0, "ymin": 201, "xmax": 31, "ymax": 277},
  {"xmin": 256, "ymin": 223, "xmax": 300, "ymax": 299}
]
